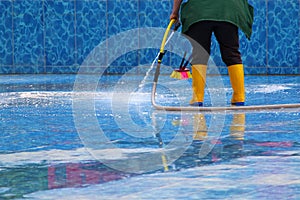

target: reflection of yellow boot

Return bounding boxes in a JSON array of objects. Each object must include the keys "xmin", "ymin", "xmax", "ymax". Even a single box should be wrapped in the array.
[
  {"xmin": 228, "ymin": 64, "xmax": 245, "ymax": 106},
  {"xmin": 190, "ymin": 65, "xmax": 207, "ymax": 106},
  {"xmin": 230, "ymin": 113, "xmax": 245, "ymax": 140},
  {"xmin": 193, "ymin": 114, "xmax": 207, "ymax": 140}
]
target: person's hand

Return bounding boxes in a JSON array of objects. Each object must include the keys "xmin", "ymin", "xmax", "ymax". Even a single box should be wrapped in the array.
[{"xmin": 170, "ymin": 13, "xmax": 179, "ymax": 23}]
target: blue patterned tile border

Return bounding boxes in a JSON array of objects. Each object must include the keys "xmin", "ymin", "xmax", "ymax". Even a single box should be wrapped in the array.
[
  {"xmin": 0, "ymin": 0, "xmax": 299, "ymax": 75},
  {"xmin": 267, "ymin": 67, "xmax": 299, "ymax": 75},
  {"xmin": 245, "ymin": 67, "xmax": 267, "ymax": 75},
  {"xmin": 0, "ymin": 65, "xmax": 14, "ymax": 74},
  {"xmin": 46, "ymin": 65, "xmax": 79, "ymax": 74},
  {"xmin": 15, "ymin": 65, "xmax": 45, "ymax": 74}
]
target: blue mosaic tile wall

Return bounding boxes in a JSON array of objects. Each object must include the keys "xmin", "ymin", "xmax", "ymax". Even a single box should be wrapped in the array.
[{"xmin": 0, "ymin": 0, "xmax": 299, "ymax": 75}]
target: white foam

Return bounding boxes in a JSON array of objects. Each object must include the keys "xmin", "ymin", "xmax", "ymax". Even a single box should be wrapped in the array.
[{"xmin": 252, "ymin": 84, "xmax": 291, "ymax": 93}]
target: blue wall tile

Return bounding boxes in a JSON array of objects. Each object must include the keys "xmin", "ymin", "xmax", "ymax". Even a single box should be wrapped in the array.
[
  {"xmin": 244, "ymin": 0, "xmax": 267, "ymax": 67},
  {"xmin": 107, "ymin": 0, "xmax": 139, "ymax": 68},
  {"xmin": 0, "ymin": 0, "xmax": 299, "ymax": 74},
  {"xmin": 13, "ymin": 0, "xmax": 44, "ymax": 71},
  {"xmin": 139, "ymin": 0, "xmax": 171, "ymax": 28},
  {"xmin": 44, "ymin": 0, "xmax": 75, "ymax": 69},
  {"xmin": 210, "ymin": 35, "xmax": 224, "ymax": 67},
  {"xmin": 0, "ymin": 1, "xmax": 13, "ymax": 66},
  {"xmin": 267, "ymin": 0, "xmax": 299, "ymax": 68},
  {"xmin": 76, "ymin": 0, "xmax": 107, "ymax": 65},
  {"xmin": 107, "ymin": 0, "xmax": 138, "ymax": 34}
]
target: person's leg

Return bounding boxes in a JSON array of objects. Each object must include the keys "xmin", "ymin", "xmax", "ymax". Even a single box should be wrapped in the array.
[
  {"xmin": 214, "ymin": 22, "xmax": 245, "ymax": 105},
  {"xmin": 213, "ymin": 22, "xmax": 242, "ymax": 66},
  {"xmin": 185, "ymin": 21, "xmax": 213, "ymax": 65},
  {"xmin": 184, "ymin": 21, "xmax": 213, "ymax": 106}
]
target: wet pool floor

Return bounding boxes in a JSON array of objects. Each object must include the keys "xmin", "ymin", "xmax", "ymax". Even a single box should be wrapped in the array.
[{"xmin": 0, "ymin": 74, "xmax": 299, "ymax": 199}]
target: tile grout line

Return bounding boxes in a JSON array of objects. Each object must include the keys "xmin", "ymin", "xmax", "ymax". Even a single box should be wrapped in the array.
[
  {"xmin": 74, "ymin": 0, "xmax": 78, "ymax": 69},
  {"xmin": 11, "ymin": 0, "xmax": 15, "ymax": 73},
  {"xmin": 42, "ymin": 0, "xmax": 46, "ymax": 73},
  {"xmin": 265, "ymin": 0, "xmax": 269, "ymax": 75}
]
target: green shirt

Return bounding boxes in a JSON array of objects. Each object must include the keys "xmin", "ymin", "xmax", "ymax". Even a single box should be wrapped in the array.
[{"xmin": 180, "ymin": 0, "xmax": 254, "ymax": 39}]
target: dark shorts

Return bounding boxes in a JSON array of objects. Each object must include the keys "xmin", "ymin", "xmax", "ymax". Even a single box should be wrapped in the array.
[{"xmin": 184, "ymin": 20, "xmax": 242, "ymax": 66}]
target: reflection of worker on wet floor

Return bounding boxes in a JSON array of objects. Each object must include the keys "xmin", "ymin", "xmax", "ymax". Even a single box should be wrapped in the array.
[
  {"xmin": 229, "ymin": 113, "xmax": 246, "ymax": 141},
  {"xmin": 193, "ymin": 113, "xmax": 245, "ymax": 141},
  {"xmin": 193, "ymin": 113, "xmax": 246, "ymax": 161},
  {"xmin": 193, "ymin": 114, "xmax": 208, "ymax": 141}
]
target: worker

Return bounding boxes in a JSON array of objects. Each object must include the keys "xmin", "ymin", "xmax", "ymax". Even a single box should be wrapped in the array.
[{"xmin": 170, "ymin": 0, "xmax": 254, "ymax": 106}]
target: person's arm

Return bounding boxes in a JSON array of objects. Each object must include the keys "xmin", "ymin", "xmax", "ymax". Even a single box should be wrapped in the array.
[{"xmin": 170, "ymin": 0, "xmax": 183, "ymax": 22}]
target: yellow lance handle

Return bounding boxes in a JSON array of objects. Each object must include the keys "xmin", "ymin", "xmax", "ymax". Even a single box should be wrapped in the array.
[
  {"xmin": 157, "ymin": 19, "xmax": 176, "ymax": 63},
  {"xmin": 154, "ymin": 19, "xmax": 180, "ymax": 83}
]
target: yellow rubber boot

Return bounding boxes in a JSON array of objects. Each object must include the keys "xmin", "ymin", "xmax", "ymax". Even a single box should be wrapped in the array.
[
  {"xmin": 190, "ymin": 65, "xmax": 207, "ymax": 106},
  {"xmin": 228, "ymin": 64, "xmax": 245, "ymax": 105}
]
